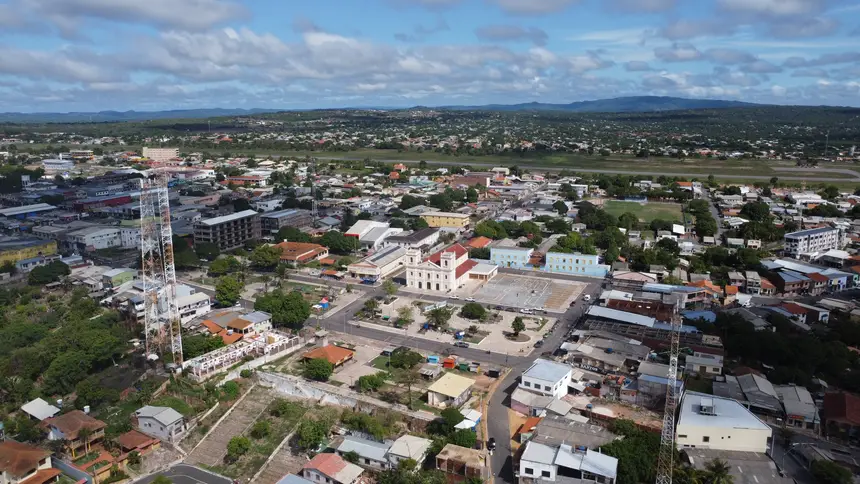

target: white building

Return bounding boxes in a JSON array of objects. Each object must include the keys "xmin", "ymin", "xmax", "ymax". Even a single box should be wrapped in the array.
[
  {"xmin": 67, "ymin": 227, "xmax": 122, "ymax": 251},
  {"xmin": 120, "ymin": 226, "xmax": 140, "ymax": 249},
  {"xmin": 519, "ymin": 359, "xmax": 573, "ymax": 399},
  {"xmin": 142, "ymin": 147, "xmax": 180, "ymax": 163},
  {"xmin": 388, "ymin": 435, "xmax": 432, "ymax": 468},
  {"xmin": 405, "ymin": 243, "xmax": 497, "ymax": 293},
  {"xmin": 176, "ymin": 291, "xmax": 212, "ymax": 325},
  {"xmin": 382, "ymin": 228, "xmax": 441, "ymax": 250},
  {"xmin": 675, "ymin": 391, "xmax": 771, "ymax": 453},
  {"xmin": 346, "ymin": 245, "xmax": 406, "ymax": 282},
  {"xmin": 42, "ymin": 158, "xmax": 75, "ymax": 174},
  {"xmin": 344, "ymin": 220, "xmax": 403, "ymax": 250},
  {"xmin": 519, "ymin": 441, "xmax": 618, "ymax": 484},
  {"xmin": 783, "ymin": 227, "xmax": 845, "ymax": 258}
]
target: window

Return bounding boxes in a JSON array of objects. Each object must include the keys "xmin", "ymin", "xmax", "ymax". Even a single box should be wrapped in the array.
[
  {"xmin": 524, "ymin": 468, "xmax": 534, "ymax": 475},
  {"xmin": 678, "ymin": 435, "xmax": 687, "ymax": 439},
  {"xmin": 703, "ymin": 436, "xmax": 710, "ymax": 442},
  {"xmin": 544, "ymin": 385, "xmax": 551, "ymax": 391},
  {"xmin": 524, "ymin": 381, "xmax": 531, "ymax": 387},
  {"xmin": 542, "ymin": 470, "xmax": 552, "ymax": 478}
]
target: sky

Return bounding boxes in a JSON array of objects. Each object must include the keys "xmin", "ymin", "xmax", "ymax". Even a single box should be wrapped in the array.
[{"xmin": 1, "ymin": 0, "xmax": 860, "ymax": 112}]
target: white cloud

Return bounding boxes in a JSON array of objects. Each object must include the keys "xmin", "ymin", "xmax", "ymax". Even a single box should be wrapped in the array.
[
  {"xmin": 654, "ymin": 42, "xmax": 702, "ymax": 62},
  {"xmin": 475, "ymin": 25, "xmax": 549, "ymax": 46},
  {"xmin": 717, "ymin": 0, "xmax": 827, "ymax": 17},
  {"xmin": 487, "ymin": 0, "xmax": 580, "ymax": 15},
  {"xmin": 31, "ymin": 0, "xmax": 246, "ymax": 31}
]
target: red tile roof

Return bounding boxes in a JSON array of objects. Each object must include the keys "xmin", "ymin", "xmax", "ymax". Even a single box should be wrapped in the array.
[
  {"xmin": 304, "ymin": 452, "xmax": 347, "ymax": 477},
  {"xmin": 467, "ymin": 236, "xmax": 492, "ymax": 249},
  {"xmin": 303, "ymin": 345, "xmax": 355, "ymax": 365},
  {"xmin": 824, "ymin": 392, "xmax": 860, "ymax": 426},
  {"xmin": 19, "ymin": 468, "xmax": 61, "ymax": 484},
  {"xmin": 808, "ymin": 272, "xmax": 830, "ymax": 282},
  {"xmin": 426, "ymin": 243, "xmax": 469, "ymax": 264},
  {"xmin": 42, "ymin": 410, "xmax": 106, "ymax": 440},
  {"xmin": 781, "ymin": 302, "xmax": 809, "ymax": 315},
  {"xmin": 724, "ymin": 285, "xmax": 739, "ymax": 295},
  {"xmin": 0, "ymin": 441, "xmax": 50, "ymax": 478},
  {"xmin": 455, "ymin": 259, "xmax": 479, "ymax": 279},
  {"xmin": 218, "ymin": 329, "xmax": 244, "ymax": 345},
  {"xmin": 118, "ymin": 429, "xmax": 159, "ymax": 451},
  {"xmin": 517, "ymin": 417, "xmax": 543, "ymax": 436}
]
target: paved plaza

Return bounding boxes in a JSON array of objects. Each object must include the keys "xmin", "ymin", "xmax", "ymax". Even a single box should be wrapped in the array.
[{"xmin": 465, "ymin": 274, "xmax": 585, "ymax": 310}]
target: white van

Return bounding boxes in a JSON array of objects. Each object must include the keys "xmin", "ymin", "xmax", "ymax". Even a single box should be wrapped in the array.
[{"xmin": 583, "ymin": 295, "xmax": 591, "ymax": 302}]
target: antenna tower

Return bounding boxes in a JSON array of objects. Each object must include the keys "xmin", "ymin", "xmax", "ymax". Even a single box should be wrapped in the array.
[
  {"xmin": 140, "ymin": 173, "xmax": 183, "ymax": 366},
  {"xmin": 311, "ymin": 157, "xmax": 318, "ymax": 227},
  {"xmin": 655, "ymin": 301, "xmax": 683, "ymax": 484}
]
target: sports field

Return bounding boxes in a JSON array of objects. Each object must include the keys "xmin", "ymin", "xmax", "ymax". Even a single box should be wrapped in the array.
[{"xmin": 602, "ymin": 200, "xmax": 684, "ymax": 223}]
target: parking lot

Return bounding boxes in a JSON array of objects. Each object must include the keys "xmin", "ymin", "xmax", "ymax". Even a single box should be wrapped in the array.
[{"xmin": 465, "ymin": 274, "xmax": 585, "ymax": 311}]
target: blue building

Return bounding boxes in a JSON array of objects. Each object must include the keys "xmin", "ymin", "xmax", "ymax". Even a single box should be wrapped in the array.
[
  {"xmin": 490, "ymin": 246, "xmax": 533, "ymax": 269},
  {"xmin": 544, "ymin": 252, "xmax": 609, "ymax": 278}
]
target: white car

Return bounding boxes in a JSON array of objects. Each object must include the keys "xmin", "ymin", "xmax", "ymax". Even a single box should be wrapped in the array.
[
  {"xmin": 520, "ymin": 308, "xmax": 533, "ymax": 314},
  {"xmin": 450, "ymin": 295, "xmax": 460, "ymax": 300},
  {"xmin": 583, "ymin": 295, "xmax": 591, "ymax": 302},
  {"xmin": 465, "ymin": 297, "xmax": 476, "ymax": 302}
]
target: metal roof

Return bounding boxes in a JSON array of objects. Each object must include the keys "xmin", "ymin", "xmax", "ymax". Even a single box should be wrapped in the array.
[
  {"xmin": 586, "ymin": 306, "xmax": 655, "ymax": 328},
  {"xmin": 679, "ymin": 391, "xmax": 770, "ymax": 431},
  {"xmin": 197, "ymin": 209, "xmax": 259, "ymax": 226},
  {"xmin": 523, "ymin": 359, "xmax": 572, "ymax": 383},
  {"xmin": 336, "ymin": 435, "xmax": 391, "ymax": 461}
]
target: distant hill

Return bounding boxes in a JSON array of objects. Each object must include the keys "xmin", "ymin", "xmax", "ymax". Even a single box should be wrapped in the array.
[
  {"xmin": 444, "ymin": 96, "xmax": 762, "ymax": 113},
  {"xmin": 0, "ymin": 108, "xmax": 283, "ymax": 124}
]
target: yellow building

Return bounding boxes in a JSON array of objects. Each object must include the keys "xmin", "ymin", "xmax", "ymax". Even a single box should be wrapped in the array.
[
  {"xmin": 0, "ymin": 237, "xmax": 58, "ymax": 265},
  {"xmin": 421, "ymin": 211, "xmax": 470, "ymax": 229}
]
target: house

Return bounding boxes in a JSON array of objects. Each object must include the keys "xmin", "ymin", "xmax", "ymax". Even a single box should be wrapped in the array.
[
  {"xmin": 0, "ymin": 440, "xmax": 60, "ymax": 484},
  {"xmin": 436, "ymin": 443, "xmax": 490, "ymax": 482},
  {"xmin": 427, "ymin": 372, "xmax": 474, "ymax": 408},
  {"xmin": 421, "ymin": 211, "xmax": 471, "ymax": 229},
  {"xmin": 134, "ymin": 405, "xmax": 188, "ymax": 443},
  {"xmin": 490, "ymin": 246, "xmax": 533, "ymax": 269},
  {"xmin": 335, "ymin": 435, "xmax": 391, "ymax": 470},
  {"xmin": 774, "ymin": 385, "xmax": 820, "ymax": 432},
  {"xmin": 43, "ymin": 410, "xmax": 106, "ymax": 458},
  {"xmin": 276, "ymin": 241, "xmax": 329, "ymax": 264},
  {"xmin": 685, "ymin": 351, "xmax": 724, "ymax": 376},
  {"xmin": 303, "ymin": 345, "xmax": 355, "ymax": 367},
  {"xmin": 20, "ymin": 398, "xmax": 60, "ymax": 421},
  {"xmin": 388, "ymin": 435, "xmax": 432, "ymax": 469},
  {"xmin": 518, "ymin": 441, "xmax": 618, "ymax": 484},
  {"xmin": 117, "ymin": 429, "xmax": 161, "ymax": 456},
  {"xmin": 823, "ymin": 392, "xmax": 860, "ymax": 443},
  {"xmin": 302, "ymin": 453, "xmax": 364, "ymax": 484},
  {"xmin": 519, "ymin": 359, "xmax": 573, "ymax": 399},
  {"xmin": 675, "ymin": 392, "xmax": 771, "ymax": 453},
  {"xmin": 544, "ymin": 252, "xmax": 609, "ymax": 278}
]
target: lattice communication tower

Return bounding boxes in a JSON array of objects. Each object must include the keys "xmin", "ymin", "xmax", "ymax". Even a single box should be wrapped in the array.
[
  {"xmin": 140, "ymin": 173, "xmax": 183, "ymax": 366},
  {"xmin": 655, "ymin": 299, "xmax": 683, "ymax": 484}
]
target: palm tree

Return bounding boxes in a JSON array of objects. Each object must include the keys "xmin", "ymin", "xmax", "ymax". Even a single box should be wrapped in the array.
[
  {"xmin": 673, "ymin": 465, "xmax": 705, "ymax": 484},
  {"xmin": 705, "ymin": 458, "xmax": 733, "ymax": 484}
]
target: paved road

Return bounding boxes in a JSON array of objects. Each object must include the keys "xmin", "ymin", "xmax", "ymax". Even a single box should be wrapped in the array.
[
  {"xmin": 703, "ymin": 188, "xmax": 726, "ymax": 240},
  {"xmin": 322, "ymin": 156, "xmax": 860, "ymax": 182},
  {"xmin": 135, "ymin": 464, "xmax": 232, "ymax": 484}
]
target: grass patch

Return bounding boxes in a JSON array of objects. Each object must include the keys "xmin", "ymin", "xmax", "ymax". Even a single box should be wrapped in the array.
[
  {"xmin": 603, "ymin": 200, "xmax": 684, "ymax": 223},
  {"xmin": 464, "ymin": 331, "xmax": 489, "ymax": 344},
  {"xmin": 73, "ymin": 452, "xmax": 101, "ymax": 465},
  {"xmin": 150, "ymin": 395, "xmax": 196, "ymax": 417},
  {"xmin": 371, "ymin": 355, "xmax": 391, "ymax": 371}
]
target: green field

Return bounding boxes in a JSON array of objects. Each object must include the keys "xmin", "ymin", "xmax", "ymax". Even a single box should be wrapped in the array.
[{"xmin": 603, "ymin": 200, "xmax": 684, "ymax": 223}]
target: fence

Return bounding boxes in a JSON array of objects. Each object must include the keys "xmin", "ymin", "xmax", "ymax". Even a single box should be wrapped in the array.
[{"xmin": 54, "ymin": 459, "xmax": 93, "ymax": 484}]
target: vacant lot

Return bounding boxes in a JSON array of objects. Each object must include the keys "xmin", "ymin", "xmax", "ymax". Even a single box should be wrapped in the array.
[{"xmin": 603, "ymin": 200, "xmax": 684, "ymax": 223}]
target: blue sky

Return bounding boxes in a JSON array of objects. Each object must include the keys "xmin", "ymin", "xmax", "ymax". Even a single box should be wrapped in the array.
[{"xmin": 1, "ymin": 0, "xmax": 859, "ymax": 111}]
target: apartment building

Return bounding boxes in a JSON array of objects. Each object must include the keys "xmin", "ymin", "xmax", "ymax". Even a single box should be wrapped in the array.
[
  {"xmin": 142, "ymin": 147, "xmax": 180, "ymax": 162},
  {"xmin": 783, "ymin": 227, "xmax": 845, "ymax": 258},
  {"xmin": 421, "ymin": 211, "xmax": 471, "ymax": 229},
  {"xmin": 261, "ymin": 209, "xmax": 312, "ymax": 232},
  {"xmin": 544, "ymin": 252, "xmax": 609, "ymax": 278},
  {"xmin": 490, "ymin": 246, "xmax": 533, "ymax": 269},
  {"xmin": 194, "ymin": 210, "xmax": 261, "ymax": 251}
]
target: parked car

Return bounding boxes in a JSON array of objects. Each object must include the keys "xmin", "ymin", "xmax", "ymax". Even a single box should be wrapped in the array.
[
  {"xmin": 465, "ymin": 297, "xmax": 476, "ymax": 302},
  {"xmin": 583, "ymin": 295, "xmax": 591, "ymax": 302},
  {"xmin": 520, "ymin": 308, "xmax": 533, "ymax": 314},
  {"xmin": 454, "ymin": 341, "xmax": 469, "ymax": 348},
  {"xmin": 488, "ymin": 437, "xmax": 496, "ymax": 450},
  {"xmin": 534, "ymin": 340, "xmax": 544, "ymax": 348},
  {"xmin": 450, "ymin": 295, "xmax": 460, "ymax": 300}
]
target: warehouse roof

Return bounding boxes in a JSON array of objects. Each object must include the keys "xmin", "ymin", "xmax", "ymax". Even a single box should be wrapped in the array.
[
  {"xmin": 586, "ymin": 306, "xmax": 656, "ymax": 328},
  {"xmin": 679, "ymin": 391, "xmax": 769, "ymax": 431},
  {"xmin": 198, "ymin": 209, "xmax": 259, "ymax": 226}
]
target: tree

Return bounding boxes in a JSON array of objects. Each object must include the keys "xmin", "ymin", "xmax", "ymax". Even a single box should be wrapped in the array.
[
  {"xmin": 208, "ymin": 256, "xmax": 240, "ymax": 276},
  {"xmin": 250, "ymin": 420, "xmax": 271, "ymax": 439},
  {"xmin": 770, "ymin": 176, "xmax": 779, "ymax": 186},
  {"xmin": 739, "ymin": 201, "xmax": 771, "ymax": 222},
  {"xmin": 43, "ymin": 350, "xmax": 92, "ymax": 394},
  {"xmin": 304, "ymin": 358, "xmax": 334, "ymax": 381},
  {"xmin": 459, "ymin": 302, "xmax": 486, "ymax": 320},
  {"xmin": 222, "ymin": 381, "xmax": 240, "ymax": 400},
  {"xmin": 466, "ymin": 187, "xmax": 478, "ymax": 203},
  {"xmin": 545, "ymin": 218, "xmax": 570, "ymax": 234},
  {"xmin": 704, "ymin": 459, "xmax": 733, "ymax": 484},
  {"xmin": 618, "ymin": 212, "xmax": 639, "ymax": 230},
  {"xmin": 811, "ymin": 459, "xmax": 852, "ymax": 484},
  {"xmin": 232, "ymin": 198, "xmax": 251, "ymax": 212},
  {"xmin": 194, "ymin": 242, "xmax": 220, "ymax": 260},
  {"xmin": 512, "ymin": 317, "xmax": 525, "ymax": 336},
  {"xmin": 254, "ymin": 290, "xmax": 311, "ymax": 330},
  {"xmin": 396, "ymin": 306, "xmax": 414, "ymax": 326},
  {"xmin": 820, "ymin": 184, "xmax": 840, "ymax": 200},
  {"xmin": 226, "ymin": 436, "xmax": 251, "ymax": 461},
  {"xmin": 390, "ymin": 347, "xmax": 423, "ymax": 369},
  {"xmin": 249, "ymin": 244, "xmax": 282, "ymax": 270},
  {"xmin": 296, "ymin": 420, "xmax": 328, "ymax": 450},
  {"xmin": 553, "ymin": 200, "xmax": 569, "ymax": 215},
  {"xmin": 427, "ymin": 307, "xmax": 453, "ymax": 329},
  {"xmin": 694, "ymin": 215, "xmax": 718, "ymax": 237},
  {"xmin": 343, "ymin": 450, "xmax": 361, "ymax": 464},
  {"xmin": 182, "ymin": 334, "xmax": 225, "ymax": 359},
  {"xmin": 383, "ymin": 279, "xmax": 398, "ymax": 299},
  {"xmin": 127, "ymin": 451, "xmax": 141, "ymax": 466},
  {"xmin": 357, "ymin": 373, "xmax": 386, "ymax": 392},
  {"xmin": 396, "ymin": 369, "xmax": 421, "ymax": 409},
  {"xmin": 276, "ymin": 226, "xmax": 311, "ymax": 243},
  {"xmin": 28, "ymin": 261, "xmax": 70, "ymax": 285},
  {"xmin": 363, "ymin": 298, "xmax": 380, "ymax": 314},
  {"xmin": 215, "ymin": 275, "xmax": 244, "ymax": 306}
]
